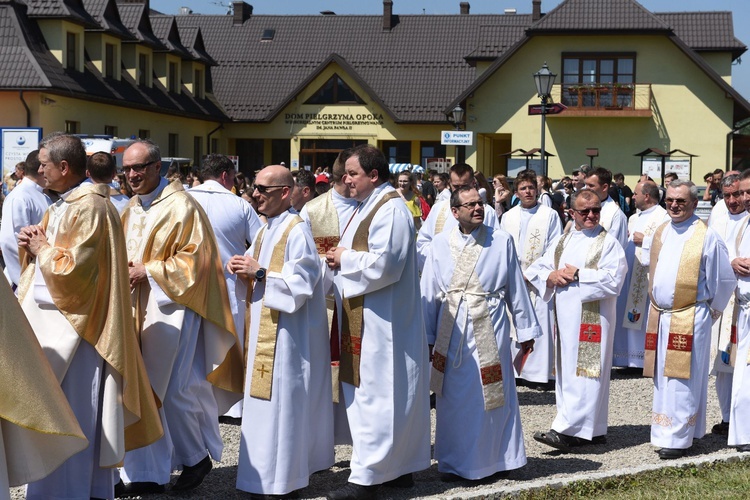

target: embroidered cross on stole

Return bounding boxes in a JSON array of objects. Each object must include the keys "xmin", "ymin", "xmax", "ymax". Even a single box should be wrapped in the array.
[
  {"xmin": 553, "ymin": 227, "xmax": 607, "ymax": 378},
  {"xmin": 247, "ymin": 215, "xmax": 304, "ymax": 400},
  {"xmin": 643, "ymin": 220, "xmax": 706, "ymax": 379},
  {"xmin": 339, "ymin": 191, "xmax": 400, "ymax": 387}
]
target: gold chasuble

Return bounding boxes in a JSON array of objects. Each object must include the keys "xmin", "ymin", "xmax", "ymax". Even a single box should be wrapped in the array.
[
  {"xmin": 430, "ymin": 226, "xmax": 505, "ymax": 410},
  {"xmin": 121, "ymin": 180, "xmax": 244, "ymax": 398},
  {"xmin": 305, "ymin": 190, "xmax": 341, "ymax": 256},
  {"xmin": 18, "ymin": 183, "xmax": 163, "ymax": 463},
  {"xmin": 248, "ymin": 216, "xmax": 304, "ymax": 400},
  {"xmin": 0, "ymin": 278, "xmax": 88, "ymax": 486},
  {"xmin": 554, "ymin": 227, "xmax": 608, "ymax": 378},
  {"xmin": 643, "ymin": 221, "xmax": 707, "ymax": 379},
  {"xmin": 340, "ymin": 191, "xmax": 400, "ymax": 387}
]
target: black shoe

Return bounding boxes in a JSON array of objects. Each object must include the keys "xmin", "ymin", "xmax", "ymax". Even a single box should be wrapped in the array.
[
  {"xmin": 383, "ymin": 473, "xmax": 413, "ymax": 488},
  {"xmin": 737, "ymin": 444, "xmax": 750, "ymax": 452},
  {"xmin": 219, "ymin": 415, "xmax": 242, "ymax": 425},
  {"xmin": 326, "ymin": 482, "xmax": 379, "ymax": 500},
  {"xmin": 658, "ymin": 447, "xmax": 686, "ymax": 459},
  {"xmin": 114, "ymin": 479, "xmax": 165, "ymax": 497},
  {"xmin": 711, "ymin": 421, "xmax": 729, "ymax": 436},
  {"xmin": 171, "ymin": 455, "xmax": 212, "ymax": 492},
  {"xmin": 533, "ymin": 429, "xmax": 573, "ymax": 452}
]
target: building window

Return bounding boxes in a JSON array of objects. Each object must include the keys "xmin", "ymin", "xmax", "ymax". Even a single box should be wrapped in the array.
[
  {"xmin": 561, "ymin": 53, "xmax": 636, "ymax": 108},
  {"xmin": 104, "ymin": 125, "xmax": 118, "ymax": 137},
  {"xmin": 420, "ymin": 142, "xmax": 447, "ymax": 171},
  {"xmin": 382, "ymin": 141, "xmax": 411, "ymax": 164},
  {"xmin": 271, "ymin": 139, "xmax": 290, "ymax": 166},
  {"xmin": 138, "ymin": 129, "xmax": 150, "ymax": 139},
  {"xmin": 105, "ymin": 43, "xmax": 116, "ymax": 78},
  {"xmin": 138, "ymin": 54, "xmax": 148, "ymax": 86},
  {"xmin": 168, "ymin": 133, "xmax": 178, "ymax": 157},
  {"xmin": 65, "ymin": 120, "xmax": 80, "ymax": 134},
  {"xmin": 194, "ymin": 69, "xmax": 203, "ymax": 98},
  {"xmin": 193, "ymin": 136, "xmax": 203, "ymax": 165},
  {"xmin": 305, "ymin": 74, "xmax": 365, "ymax": 105},
  {"xmin": 210, "ymin": 138, "xmax": 219, "ymax": 154},
  {"xmin": 168, "ymin": 62, "xmax": 178, "ymax": 93},
  {"xmin": 66, "ymin": 32, "xmax": 77, "ymax": 70}
]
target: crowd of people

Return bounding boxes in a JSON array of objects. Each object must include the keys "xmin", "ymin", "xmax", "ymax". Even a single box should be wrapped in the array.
[{"xmin": 1, "ymin": 133, "xmax": 750, "ymax": 500}]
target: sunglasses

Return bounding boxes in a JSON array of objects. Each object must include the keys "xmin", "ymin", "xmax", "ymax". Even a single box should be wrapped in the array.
[
  {"xmin": 571, "ymin": 207, "xmax": 601, "ymax": 216},
  {"xmin": 122, "ymin": 160, "xmax": 156, "ymax": 174},
  {"xmin": 252, "ymin": 184, "xmax": 289, "ymax": 194},
  {"xmin": 453, "ymin": 201, "xmax": 484, "ymax": 209}
]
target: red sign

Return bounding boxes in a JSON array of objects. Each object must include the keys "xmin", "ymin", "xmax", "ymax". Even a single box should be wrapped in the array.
[{"xmin": 528, "ymin": 103, "xmax": 567, "ymax": 115}]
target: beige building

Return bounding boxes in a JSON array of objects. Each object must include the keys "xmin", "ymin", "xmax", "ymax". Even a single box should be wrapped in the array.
[{"xmin": 1, "ymin": 0, "xmax": 748, "ymax": 184}]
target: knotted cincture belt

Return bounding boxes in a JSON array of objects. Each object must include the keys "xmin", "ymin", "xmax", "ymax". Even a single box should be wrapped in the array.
[
  {"xmin": 247, "ymin": 216, "xmax": 303, "ymax": 400},
  {"xmin": 553, "ymin": 227, "xmax": 607, "ymax": 378},
  {"xmin": 430, "ymin": 225, "xmax": 505, "ymax": 411},
  {"xmin": 339, "ymin": 191, "xmax": 400, "ymax": 387},
  {"xmin": 643, "ymin": 220, "xmax": 706, "ymax": 380}
]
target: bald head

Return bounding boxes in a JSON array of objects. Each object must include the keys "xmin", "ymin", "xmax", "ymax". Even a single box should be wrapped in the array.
[
  {"xmin": 262, "ymin": 165, "xmax": 293, "ymax": 186},
  {"xmin": 253, "ymin": 165, "xmax": 294, "ymax": 218}
]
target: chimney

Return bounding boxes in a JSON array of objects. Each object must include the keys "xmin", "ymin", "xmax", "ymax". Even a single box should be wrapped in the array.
[
  {"xmin": 460, "ymin": 2, "xmax": 470, "ymax": 15},
  {"xmin": 233, "ymin": 2, "xmax": 252, "ymax": 25},
  {"xmin": 383, "ymin": 0, "xmax": 393, "ymax": 31},
  {"xmin": 532, "ymin": 0, "xmax": 542, "ymax": 22}
]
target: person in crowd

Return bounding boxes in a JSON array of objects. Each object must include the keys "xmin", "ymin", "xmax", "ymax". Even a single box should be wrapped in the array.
[
  {"xmin": 537, "ymin": 175, "xmax": 553, "ymax": 207},
  {"xmin": 188, "ymin": 154, "xmax": 262, "ymax": 423},
  {"xmin": 583, "ymin": 167, "xmax": 628, "ymax": 248},
  {"xmin": 316, "ymin": 174, "xmax": 330, "ymax": 196},
  {"xmin": 525, "ymin": 189, "xmax": 626, "ymax": 452},
  {"xmin": 643, "ymin": 180, "xmax": 734, "ymax": 459},
  {"xmin": 492, "ymin": 174, "xmax": 512, "ymax": 218},
  {"xmin": 85, "ymin": 151, "xmax": 130, "ymax": 213},
  {"xmin": 420, "ymin": 171, "xmax": 436, "ymax": 207},
  {"xmin": 325, "ymin": 145, "xmax": 430, "ymax": 499},
  {"xmin": 18, "ymin": 133, "xmax": 162, "ymax": 498},
  {"xmin": 612, "ymin": 181, "xmax": 669, "ymax": 369},
  {"xmin": 474, "ymin": 171, "xmax": 492, "ymax": 204},
  {"xmin": 118, "ymin": 139, "xmax": 243, "ymax": 495},
  {"xmin": 703, "ymin": 169, "xmax": 724, "ymax": 206},
  {"xmin": 422, "ymin": 185, "xmax": 539, "ymax": 482},
  {"xmin": 396, "ymin": 171, "xmax": 422, "ymax": 231},
  {"xmin": 609, "ymin": 173, "xmax": 633, "ymax": 217},
  {"xmin": 501, "ymin": 170, "xmax": 562, "ymax": 388},
  {"xmin": 434, "ymin": 171, "xmax": 451, "ymax": 203},
  {"xmin": 291, "ymin": 169, "xmax": 317, "ymax": 213},
  {"xmin": 227, "ymin": 165, "xmax": 333, "ymax": 497},
  {"xmin": 0, "ymin": 150, "xmax": 49, "ymax": 289}
]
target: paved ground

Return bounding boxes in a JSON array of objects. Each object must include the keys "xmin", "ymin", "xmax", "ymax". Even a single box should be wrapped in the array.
[{"xmin": 12, "ymin": 369, "xmax": 741, "ymax": 499}]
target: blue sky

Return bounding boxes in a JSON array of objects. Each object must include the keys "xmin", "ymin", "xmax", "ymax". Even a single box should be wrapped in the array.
[{"xmin": 152, "ymin": 0, "xmax": 750, "ymax": 99}]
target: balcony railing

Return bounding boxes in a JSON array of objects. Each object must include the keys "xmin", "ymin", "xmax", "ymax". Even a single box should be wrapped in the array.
[{"xmin": 549, "ymin": 83, "xmax": 652, "ymax": 116}]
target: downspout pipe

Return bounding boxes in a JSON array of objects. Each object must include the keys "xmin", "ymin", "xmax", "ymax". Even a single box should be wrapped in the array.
[
  {"xmin": 207, "ymin": 124, "xmax": 224, "ymax": 154},
  {"xmin": 19, "ymin": 90, "xmax": 31, "ymax": 127}
]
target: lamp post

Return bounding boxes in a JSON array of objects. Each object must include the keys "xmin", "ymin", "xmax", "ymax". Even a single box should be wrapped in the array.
[
  {"xmin": 449, "ymin": 104, "xmax": 465, "ymax": 164},
  {"xmin": 533, "ymin": 62, "xmax": 556, "ymax": 177}
]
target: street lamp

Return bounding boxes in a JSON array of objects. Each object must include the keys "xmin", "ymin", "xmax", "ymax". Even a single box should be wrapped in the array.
[
  {"xmin": 533, "ymin": 62, "xmax": 556, "ymax": 176},
  {"xmin": 449, "ymin": 105, "xmax": 466, "ymax": 163}
]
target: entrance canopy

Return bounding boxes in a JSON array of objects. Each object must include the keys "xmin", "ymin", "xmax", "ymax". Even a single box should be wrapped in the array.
[{"xmin": 389, "ymin": 163, "xmax": 423, "ymax": 174}]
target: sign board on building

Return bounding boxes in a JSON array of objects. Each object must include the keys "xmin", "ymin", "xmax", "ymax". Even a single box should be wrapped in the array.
[
  {"xmin": 291, "ymin": 159, "xmax": 299, "ymax": 170},
  {"xmin": 641, "ymin": 158, "xmax": 690, "ymax": 182},
  {"xmin": 1, "ymin": 128, "xmax": 42, "ymax": 195},
  {"xmin": 441, "ymin": 131, "xmax": 474, "ymax": 146},
  {"xmin": 508, "ymin": 158, "xmax": 544, "ymax": 178},
  {"xmin": 226, "ymin": 155, "xmax": 240, "ymax": 172}
]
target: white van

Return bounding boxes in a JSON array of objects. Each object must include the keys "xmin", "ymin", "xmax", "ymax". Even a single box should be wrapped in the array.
[{"xmin": 80, "ymin": 136, "xmax": 134, "ymax": 167}]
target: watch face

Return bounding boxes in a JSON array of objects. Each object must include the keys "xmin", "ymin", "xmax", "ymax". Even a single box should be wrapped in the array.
[{"xmin": 255, "ymin": 268, "xmax": 266, "ymax": 280}]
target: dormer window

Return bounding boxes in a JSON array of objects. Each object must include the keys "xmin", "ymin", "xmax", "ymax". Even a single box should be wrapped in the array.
[
  {"xmin": 261, "ymin": 29, "xmax": 275, "ymax": 42},
  {"xmin": 305, "ymin": 74, "xmax": 365, "ymax": 105},
  {"xmin": 169, "ymin": 61, "xmax": 178, "ymax": 93},
  {"xmin": 105, "ymin": 43, "xmax": 116, "ymax": 78},
  {"xmin": 66, "ymin": 32, "xmax": 78, "ymax": 70},
  {"xmin": 138, "ymin": 53, "xmax": 149, "ymax": 86},
  {"xmin": 194, "ymin": 68, "xmax": 204, "ymax": 99}
]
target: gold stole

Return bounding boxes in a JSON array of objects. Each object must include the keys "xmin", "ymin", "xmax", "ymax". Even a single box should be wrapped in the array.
[
  {"xmin": 643, "ymin": 220, "xmax": 706, "ymax": 379},
  {"xmin": 435, "ymin": 202, "xmax": 450, "ymax": 234},
  {"xmin": 248, "ymin": 215, "xmax": 304, "ymax": 400},
  {"xmin": 339, "ymin": 191, "xmax": 400, "ymax": 387},
  {"xmin": 430, "ymin": 226, "xmax": 505, "ymax": 410},
  {"xmin": 306, "ymin": 190, "xmax": 341, "ymax": 256},
  {"xmin": 554, "ymin": 227, "xmax": 607, "ymax": 378},
  {"xmin": 622, "ymin": 208, "xmax": 664, "ymax": 330},
  {"xmin": 730, "ymin": 215, "xmax": 750, "ymax": 366}
]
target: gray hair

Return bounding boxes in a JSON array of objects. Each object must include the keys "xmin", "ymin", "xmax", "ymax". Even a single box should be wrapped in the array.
[
  {"xmin": 722, "ymin": 173, "xmax": 740, "ymax": 188},
  {"xmin": 569, "ymin": 189, "xmax": 600, "ymax": 209},
  {"xmin": 639, "ymin": 181, "xmax": 660, "ymax": 201},
  {"xmin": 668, "ymin": 179, "xmax": 698, "ymax": 202},
  {"xmin": 39, "ymin": 133, "xmax": 86, "ymax": 176}
]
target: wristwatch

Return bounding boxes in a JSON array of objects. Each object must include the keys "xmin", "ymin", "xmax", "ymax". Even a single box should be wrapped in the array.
[
  {"xmin": 573, "ymin": 269, "xmax": 580, "ymax": 282},
  {"xmin": 254, "ymin": 268, "xmax": 267, "ymax": 281}
]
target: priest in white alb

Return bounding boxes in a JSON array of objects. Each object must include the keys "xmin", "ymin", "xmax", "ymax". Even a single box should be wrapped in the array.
[
  {"xmin": 326, "ymin": 145, "xmax": 430, "ymax": 500},
  {"xmin": 526, "ymin": 189, "xmax": 627, "ymax": 452},
  {"xmin": 612, "ymin": 180, "xmax": 669, "ymax": 368},
  {"xmin": 189, "ymin": 153, "xmax": 262, "ymax": 421},
  {"xmin": 583, "ymin": 167, "xmax": 628, "ymax": 248},
  {"xmin": 422, "ymin": 186, "xmax": 539, "ymax": 482},
  {"xmin": 228, "ymin": 165, "xmax": 332, "ymax": 496},
  {"xmin": 643, "ymin": 180, "xmax": 735, "ymax": 459},
  {"xmin": 500, "ymin": 169, "xmax": 561, "ymax": 386}
]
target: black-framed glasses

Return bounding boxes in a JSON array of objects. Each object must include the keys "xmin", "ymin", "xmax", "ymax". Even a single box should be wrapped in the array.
[
  {"xmin": 253, "ymin": 184, "xmax": 289, "ymax": 194},
  {"xmin": 664, "ymin": 198, "xmax": 689, "ymax": 206},
  {"xmin": 571, "ymin": 207, "xmax": 601, "ymax": 216},
  {"xmin": 122, "ymin": 160, "xmax": 156, "ymax": 174},
  {"xmin": 453, "ymin": 200, "xmax": 484, "ymax": 209}
]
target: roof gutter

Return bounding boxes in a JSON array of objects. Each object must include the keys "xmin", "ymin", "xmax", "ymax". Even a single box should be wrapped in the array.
[{"xmin": 19, "ymin": 90, "xmax": 31, "ymax": 127}]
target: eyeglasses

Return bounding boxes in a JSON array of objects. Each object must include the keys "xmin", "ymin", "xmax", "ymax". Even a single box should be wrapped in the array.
[
  {"xmin": 664, "ymin": 198, "xmax": 689, "ymax": 206},
  {"xmin": 253, "ymin": 184, "xmax": 290, "ymax": 194},
  {"xmin": 123, "ymin": 160, "xmax": 156, "ymax": 174},
  {"xmin": 571, "ymin": 207, "xmax": 602, "ymax": 217},
  {"xmin": 453, "ymin": 201, "xmax": 484, "ymax": 209}
]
